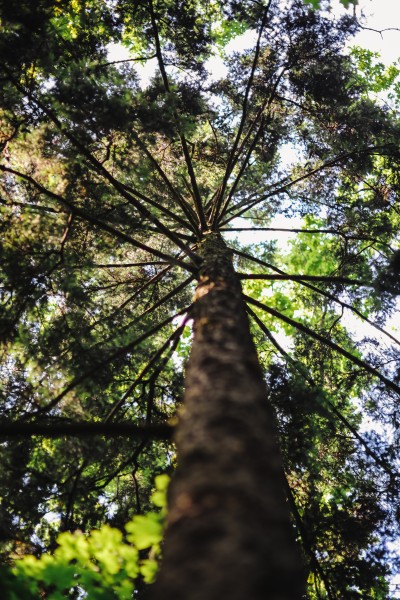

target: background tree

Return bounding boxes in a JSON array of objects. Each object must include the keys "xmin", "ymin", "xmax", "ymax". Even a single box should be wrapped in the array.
[{"xmin": 0, "ymin": 0, "xmax": 400, "ymax": 598}]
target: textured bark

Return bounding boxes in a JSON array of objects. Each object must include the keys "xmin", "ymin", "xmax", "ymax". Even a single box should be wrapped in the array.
[{"xmin": 152, "ymin": 232, "xmax": 305, "ymax": 600}]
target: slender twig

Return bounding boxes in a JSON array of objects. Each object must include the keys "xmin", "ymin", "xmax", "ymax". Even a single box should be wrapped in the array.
[
  {"xmin": 356, "ymin": 24, "xmax": 400, "ymax": 38},
  {"xmin": 146, "ymin": 225, "xmax": 195, "ymax": 242},
  {"xmin": 220, "ymin": 148, "xmax": 377, "ymax": 226},
  {"xmin": 99, "ymin": 54, "xmax": 157, "ymax": 67},
  {"xmin": 233, "ymin": 249, "xmax": 368, "ymax": 286},
  {"xmin": 121, "ymin": 274, "xmax": 195, "ymax": 332},
  {"xmin": 105, "ymin": 312, "xmax": 191, "ymax": 422},
  {"xmin": 238, "ymin": 273, "xmax": 366, "ymax": 285},
  {"xmin": 131, "ymin": 131, "xmax": 200, "ymax": 235},
  {"xmin": 217, "ymin": 116, "xmax": 266, "ymax": 220},
  {"xmin": 0, "ymin": 197, "xmax": 59, "ymax": 214},
  {"xmin": 78, "ymin": 261, "xmax": 169, "ymax": 269},
  {"xmin": 291, "ymin": 278, "xmax": 400, "ymax": 347},
  {"xmin": 218, "ymin": 63, "xmax": 291, "ymax": 222},
  {"xmin": 237, "ymin": 247, "xmax": 400, "ymax": 346},
  {"xmin": 88, "ymin": 265, "xmax": 173, "ymax": 334},
  {"xmin": 222, "ymin": 226, "xmax": 393, "ymax": 247},
  {"xmin": 3, "ymin": 66, "xmax": 199, "ymax": 262},
  {"xmin": 119, "ymin": 181, "xmax": 197, "ymax": 236},
  {"xmin": 284, "ymin": 479, "xmax": 336, "ymax": 600}
]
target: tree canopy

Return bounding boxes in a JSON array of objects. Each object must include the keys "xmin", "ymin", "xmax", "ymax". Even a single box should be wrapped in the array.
[{"xmin": 1, "ymin": 0, "xmax": 400, "ymax": 598}]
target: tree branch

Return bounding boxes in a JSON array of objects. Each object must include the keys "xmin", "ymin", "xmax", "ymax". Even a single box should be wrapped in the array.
[
  {"xmin": 238, "ymin": 272, "xmax": 366, "ymax": 285},
  {"xmin": 0, "ymin": 421, "xmax": 173, "ymax": 438},
  {"xmin": 37, "ymin": 304, "xmax": 192, "ymax": 414},
  {"xmin": 222, "ymin": 226, "xmax": 394, "ymax": 248},
  {"xmin": 220, "ymin": 147, "xmax": 378, "ymax": 226},
  {"xmin": 237, "ymin": 248, "xmax": 400, "ymax": 347},
  {"xmin": 211, "ymin": 1, "xmax": 272, "ymax": 225},
  {"xmin": 247, "ymin": 307, "xmax": 397, "ymax": 479},
  {"xmin": 284, "ymin": 479, "xmax": 336, "ymax": 600},
  {"xmin": 218, "ymin": 63, "xmax": 291, "ymax": 222},
  {"xmin": 3, "ymin": 66, "xmax": 200, "ymax": 261},
  {"xmin": 233, "ymin": 249, "xmax": 368, "ymax": 286},
  {"xmin": 99, "ymin": 54, "xmax": 157, "ymax": 67},
  {"xmin": 147, "ymin": 0, "xmax": 207, "ymax": 231},
  {"xmin": 105, "ymin": 313, "xmax": 190, "ymax": 422},
  {"xmin": 131, "ymin": 130, "xmax": 200, "ymax": 235},
  {"xmin": 0, "ymin": 164, "xmax": 196, "ymax": 273},
  {"xmin": 244, "ymin": 294, "xmax": 400, "ymax": 397}
]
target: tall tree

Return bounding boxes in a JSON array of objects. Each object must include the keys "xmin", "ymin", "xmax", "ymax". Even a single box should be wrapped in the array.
[{"xmin": 1, "ymin": 0, "xmax": 399, "ymax": 598}]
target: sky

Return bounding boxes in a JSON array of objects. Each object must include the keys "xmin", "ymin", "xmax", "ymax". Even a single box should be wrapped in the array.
[
  {"xmin": 302, "ymin": 0, "xmax": 399, "ymax": 58},
  {"xmin": 345, "ymin": 0, "xmax": 400, "ymax": 64}
]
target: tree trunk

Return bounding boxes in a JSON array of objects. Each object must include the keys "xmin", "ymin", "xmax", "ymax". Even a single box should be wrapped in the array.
[{"xmin": 152, "ymin": 232, "xmax": 305, "ymax": 600}]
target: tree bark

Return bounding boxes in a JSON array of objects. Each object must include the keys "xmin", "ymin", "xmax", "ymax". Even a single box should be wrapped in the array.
[{"xmin": 152, "ymin": 232, "xmax": 305, "ymax": 600}]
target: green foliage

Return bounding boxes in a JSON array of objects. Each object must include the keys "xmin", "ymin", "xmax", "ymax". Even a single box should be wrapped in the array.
[
  {"xmin": 2, "ymin": 475, "xmax": 168, "ymax": 599},
  {"xmin": 212, "ymin": 19, "xmax": 248, "ymax": 51},
  {"xmin": 304, "ymin": 0, "xmax": 357, "ymax": 8},
  {"xmin": 351, "ymin": 47, "xmax": 400, "ymax": 104},
  {"xmin": 1, "ymin": 0, "xmax": 400, "ymax": 597}
]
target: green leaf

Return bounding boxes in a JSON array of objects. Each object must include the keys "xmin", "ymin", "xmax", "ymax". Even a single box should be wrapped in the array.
[
  {"xmin": 151, "ymin": 474, "xmax": 170, "ymax": 509},
  {"xmin": 140, "ymin": 559, "xmax": 159, "ymax": 584},
  {"xmin": 54, "ymin": 531, "xmax": 90, "ymax": 563},
  {"xmin": 303, "ymin": 0, "xmax": 321, "ymax": 8},
  {"xmin": 40, "ymin": 560, "xmax": 76, "ymax": 590},
  {"xmin": 88, "ymin": 528, "xmax": 123, "ymax": 575},
  {"xmin": 213, "ymin": 19, "xmax": 248, "ymax": 50},
  {"xmin": 118, "ymin": 546, "xmax": 140, "ymax": 579},
  {"xmin": 340, "ymin": 0, "xmax": 357, "ymax": 7},
  {"xmin": 125, "ymin": 513, "xmax": 164, "ymax": 550}
]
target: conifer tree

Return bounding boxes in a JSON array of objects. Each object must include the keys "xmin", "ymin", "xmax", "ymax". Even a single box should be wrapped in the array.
[{"xmin": 0, "ymin": 1, "xmax": 399, "ymax": 598}]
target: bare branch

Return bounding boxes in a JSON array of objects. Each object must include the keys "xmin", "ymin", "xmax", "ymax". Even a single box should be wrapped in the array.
[{"xmin": 356, "ymin": 24, "xmax": 400, "ymax": 38}]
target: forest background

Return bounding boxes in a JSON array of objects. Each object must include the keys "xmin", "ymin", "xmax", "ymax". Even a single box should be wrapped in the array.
[{"xmin": 1, "ymin": 0, "xmax": 400, "ymax": 598}]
